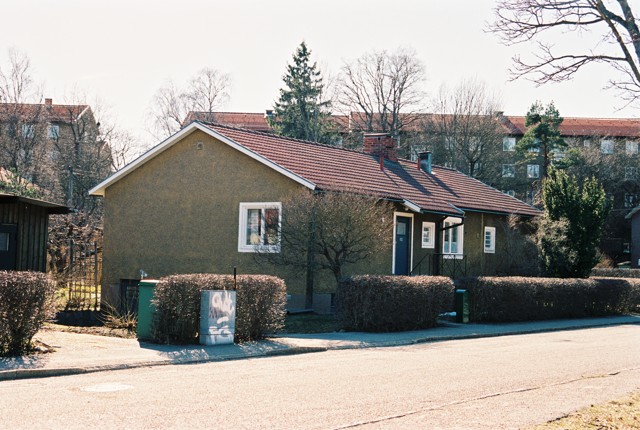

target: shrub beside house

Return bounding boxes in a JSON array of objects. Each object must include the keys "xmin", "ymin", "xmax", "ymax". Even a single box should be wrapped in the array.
[{"xmin": 89, "ymin": 122, "xmax": 540, "ymax": 309}]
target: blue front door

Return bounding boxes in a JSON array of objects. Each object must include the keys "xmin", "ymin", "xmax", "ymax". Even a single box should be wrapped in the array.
[{"xmin": 394, "ymin": 216, "xmax": 411, "ymax": 275}]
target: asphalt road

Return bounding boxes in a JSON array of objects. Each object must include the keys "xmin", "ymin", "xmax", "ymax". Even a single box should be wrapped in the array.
[{"xmin": 1, "ymin": 325, "xmax": 639, "ymax": 429}]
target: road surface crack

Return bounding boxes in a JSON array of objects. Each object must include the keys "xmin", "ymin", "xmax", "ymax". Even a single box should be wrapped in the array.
[{"xmin": 332, "ymin": 366, "xmax": 640, "ymax": 429}]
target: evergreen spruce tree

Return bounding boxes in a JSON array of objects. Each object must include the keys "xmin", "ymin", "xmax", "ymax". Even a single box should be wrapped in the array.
[
  {"xmin": 271, "ymin": 42, "xmax": 336, "ymax": 144},
  {"xmin": 517, "ymin": 101, "xmax": 566, "ymax": 180}
]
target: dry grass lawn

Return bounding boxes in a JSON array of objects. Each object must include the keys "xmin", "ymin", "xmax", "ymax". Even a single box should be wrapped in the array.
[{"xmin": 531, "ymin": 390, "xmax": 640, "ymax": 429}]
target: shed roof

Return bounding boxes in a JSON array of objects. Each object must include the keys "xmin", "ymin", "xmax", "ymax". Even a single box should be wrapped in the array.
[{"xmin": 0, "ymin": 193, "xmax": 70, "ymax": 214}]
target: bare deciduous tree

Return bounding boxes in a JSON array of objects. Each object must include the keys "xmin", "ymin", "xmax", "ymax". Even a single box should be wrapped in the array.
[
  {"xmin": 337, "ymin": 48, "xmax": 426, "ymax": 144},
  {"xmin": 256, "ymin": 189, "xmax": 393, "ymax": 309},
  {"xmin": 423, "ymin": 78, "xmax": 504, "ymax": 179},
  {"xmin": 490, "ymin": 0, "xmax": 640, "ymax": 104},
  {"xmin": 148, "ymin": 68, "xmax": 230, "ymax": 139}
]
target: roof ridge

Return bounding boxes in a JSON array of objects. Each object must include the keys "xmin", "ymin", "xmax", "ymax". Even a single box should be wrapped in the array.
[
  {"xmin": 190, "ymin": 111, "xmax": 267, "ymax": 116},
  {"xmin": 506, "ymin": 114, "xmax": 640, "ymax": 121}
]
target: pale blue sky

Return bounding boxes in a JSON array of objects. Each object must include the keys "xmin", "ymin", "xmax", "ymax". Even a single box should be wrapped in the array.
[{"xmin": 1, "ymin": 0, "xmax": 634, "ymax": 146}]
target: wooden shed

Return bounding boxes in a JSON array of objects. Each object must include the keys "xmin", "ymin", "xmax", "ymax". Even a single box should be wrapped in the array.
[{"xmin": 0, "ymin": 193, "xmax": 69, "ymax": 272}]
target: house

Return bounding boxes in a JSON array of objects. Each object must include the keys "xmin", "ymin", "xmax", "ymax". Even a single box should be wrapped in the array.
[
  {"xmin": 90, "ymin": 122, "xmax": 539, "ymax": 305},
  {"xmin": 0, "ymin": 98, "xmax": 102, "ymax": 204},
  {"xmin": 0, "ymin": 193, "xmax": 69, "ymax": 271},
  {"xmin": 187, "ymin": 110, "xmax": 639, "ymax": 261}
]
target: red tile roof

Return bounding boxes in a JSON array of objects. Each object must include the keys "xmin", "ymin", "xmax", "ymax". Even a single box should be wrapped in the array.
[
  {"xmin": 203, "ymin": 123, "xmax": 540, "ymax": 217},
  {"xmin": 504, "ymin": 116, "xmax": 640, "ymax": 138},
  {"xmin": 183, "ymin": 111, "xmax": 351, "ymax": 134},
  {"xmin": 0, "ymin": 102, "xmax": 90, "ymax": 124},
  {"xmin": 191, "ymin": 111, "xmax": 640, "ymax": 139},
  {"xmin": 182, "ymin": 112, "xmax": 273, "ymax": 132}
]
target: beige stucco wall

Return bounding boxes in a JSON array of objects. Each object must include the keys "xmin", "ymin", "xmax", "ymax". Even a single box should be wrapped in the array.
[{"xmin": 102, "ymin": 129, "xmax": 391, "ymax": 295}]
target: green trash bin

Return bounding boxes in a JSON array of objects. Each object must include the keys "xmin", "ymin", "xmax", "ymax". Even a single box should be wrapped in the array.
[
  {"xmin": 455, "ymin": 289, "xmax": 469, "ymax": 323},
  {"xmin": 137, "ymin": 279, "xmax": 159, "ymax": 339}
]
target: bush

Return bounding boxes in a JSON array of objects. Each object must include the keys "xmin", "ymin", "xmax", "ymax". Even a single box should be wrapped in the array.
[
  {"xmin": 592, "ymin": 268, "xmax": 640, "ymax": 279},
  {"xmin": 457, "ymin": 276, "xmax": 640, "ymax": 322},
  {"xmin": 0, "ymin": 271, "xmax": 56, "ymax": 356},
  {"xmin": 336, "ymin": 275, "xmax": 454, "ymax": 332},
  {"xmin": 152, "ymin": 274, "xmax": 286, "ymax": 343}
]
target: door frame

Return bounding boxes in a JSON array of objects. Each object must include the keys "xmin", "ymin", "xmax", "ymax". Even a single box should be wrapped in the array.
[{"xmin": 392, "ymin": 211, "xmax": 414, "ymax": 275}]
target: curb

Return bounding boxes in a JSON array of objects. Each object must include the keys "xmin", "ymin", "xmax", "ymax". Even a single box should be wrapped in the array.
[
  {"xmin": 0, "ymin": 346, "xmax": 329, "ymax": 382},
  {"xmin": 2, "ymin": 318, "xmax": 638, "ymax": 382}
]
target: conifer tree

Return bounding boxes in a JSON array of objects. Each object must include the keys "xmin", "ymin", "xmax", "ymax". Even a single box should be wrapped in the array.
[
  {"xmin": 271, "ymin": 42, "xmax": 336, "ymax": 144},
  {"xmin": 517, "ymin": 101, "xmax": 566, "ymax": 179}
]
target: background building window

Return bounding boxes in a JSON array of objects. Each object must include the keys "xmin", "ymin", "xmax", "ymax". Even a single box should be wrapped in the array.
[
  {"xmin": 624, "ymin": 193, "xmax": 638, "ymax": 209},
  {"xmin": 601, "ymin": 139, "xmax": 614, "ymax": 154},
  {"xmin": 48, "ymin": 124, "xmax": 60, "ymax": 140},
  {"xmin": 502, "ymin": 164, "xmax": 515, "ymax": 178},
  {"xmin": 484, "ymin": 226, "xmax": 496, "ymax": 253},
  {"xmin": 626, "ymin": 141, "xmax": 639, "ymax": 155},
  {"xmin": 421, "ymin": 222, "xmax": 435, "ymax": 248},
  {"xmin": 238, "ymin": 202, "xmax": 281, "ymax": 252},
  {"xmin": 625, "ymin": 167, "xmax": 637, "ymax": 180},
  {"xmin": 503, "ymin": 137, "xmax": 516, "ymax": 152},
  {"xmin": 21, "ymin": 124, "xmax": 35, "ymax": 139},
  {"xmin": 503, "ymin": 190, "xmax": 515, "ymax": 197},
  {"xmin": 527, "ymin": 164, "xmax": 540, "ymax": 178}
]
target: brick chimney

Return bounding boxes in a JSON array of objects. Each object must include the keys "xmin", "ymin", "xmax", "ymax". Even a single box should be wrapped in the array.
[
  {"xmin": 363, "ymin": 133, "xmax": 398, "ymax": 163},
  {"xmin": 44, "ymin": 98, "xmax": 52, "ymax": 109}
]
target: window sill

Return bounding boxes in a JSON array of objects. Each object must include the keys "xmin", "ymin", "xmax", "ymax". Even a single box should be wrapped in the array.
[
  {"xmin": 442, "ymin": 254, "xmax": 463, "ymax": 260},
  {"xmin": 238, "ymin": 245, "xmax": 281, "ymax": 253}
]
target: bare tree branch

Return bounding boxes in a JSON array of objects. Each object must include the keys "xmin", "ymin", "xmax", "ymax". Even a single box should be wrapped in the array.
[{"xmin": 489, "ymin": 0, "xmax": 640, "ymax": 103}]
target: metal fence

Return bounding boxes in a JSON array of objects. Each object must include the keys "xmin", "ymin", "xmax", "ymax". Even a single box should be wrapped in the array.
[
  {"xmin": 410, "ymin": 253, "xmax": 468, "ymax": 279},
  {"xmin": 60, "ymin": 241, "xmax": 101, "ymax": 311}
]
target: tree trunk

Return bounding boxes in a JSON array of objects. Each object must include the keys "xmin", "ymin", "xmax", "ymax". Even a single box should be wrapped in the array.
[{"xmin": 305, "ymin": 211, "xmax": 316, "ymax": 310}]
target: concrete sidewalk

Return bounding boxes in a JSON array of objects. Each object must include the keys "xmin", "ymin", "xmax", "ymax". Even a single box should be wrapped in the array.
[{"xmin": 1, "ymin": 315, "xmax": 639, "ymax": 381}]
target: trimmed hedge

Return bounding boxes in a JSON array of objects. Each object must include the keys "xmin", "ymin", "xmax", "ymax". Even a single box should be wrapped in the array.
[
  {"xmin": 592, "ymin": 268, "xmax": 640, "ymax": 279},
  {"xmin": 0, "ymin": 271, "xmax": 56, "ymax": 356},
  {"xmin": 152, "ymin": 274, "xmax": 286, "ymax": 343},
  {"xmin": 457, "ymin": 276, "xmax": 640, "ymax": 322},
  {"xmin": 337, "ymin": 275, "xmax": 454, "ymax": 332}
]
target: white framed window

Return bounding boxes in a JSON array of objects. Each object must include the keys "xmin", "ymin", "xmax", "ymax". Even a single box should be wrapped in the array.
[
  {"xmin": 445, "ymin": 137, "xmax": 455, "ymax": 151},
  {"xmin": 484, "ymin": 227, "xmax": 496, "ymax": 254},
  {"xmin": 526, "ymin": 191, "xmax": 534, "ymax": 204},
  {"xmin": 504, "ymin": 190, "xmax": 515, "ymax": 197},
  {"xmin": 624, "ymin": 193, "xmax": 638, "ymax": 209},
  {"xmin": 626, "ymin": 141, "xmax": 638, "ymax": 155},
  {"xmin": 238, "ymin": 202, "xmax": 281, "ymax": 253},
  {"xmin": 502, "ymin": 164, "xmax": 515, "ymax": 178},
  {"xmin": 503, "ymin": 137, "xmax": 516, "ymax": 152},
  {"xmin": 527, "ymin": 164, "xmax": 540, "ymax": 178},
  {"xmin": 48, "ymin": 124, "xmax": 60, "ymax": 140},
  {"xmin": 528, "ymin": 145, "xmax": 541, "ymax": 154},
  {"xmin": 625, "ymin": 167, "xmax": 637, "ymax": 180},
  {"xmin": 442, "ymin": 217, "xmax": 463, "ymax": 258},
  {"xmin": 601, "ymin": 139, "xmax": 614, "ymax": 154},
  {"xmin": 21, "ymin": 123, "xmax": 35, "ymax": 138},
  {"xmin": 421, "ymin": 222, "xmax": 435, "ymax": 249},
  {"xmin": 583, "ymin": 139, "xmax": 592, "ymax": 148}
]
